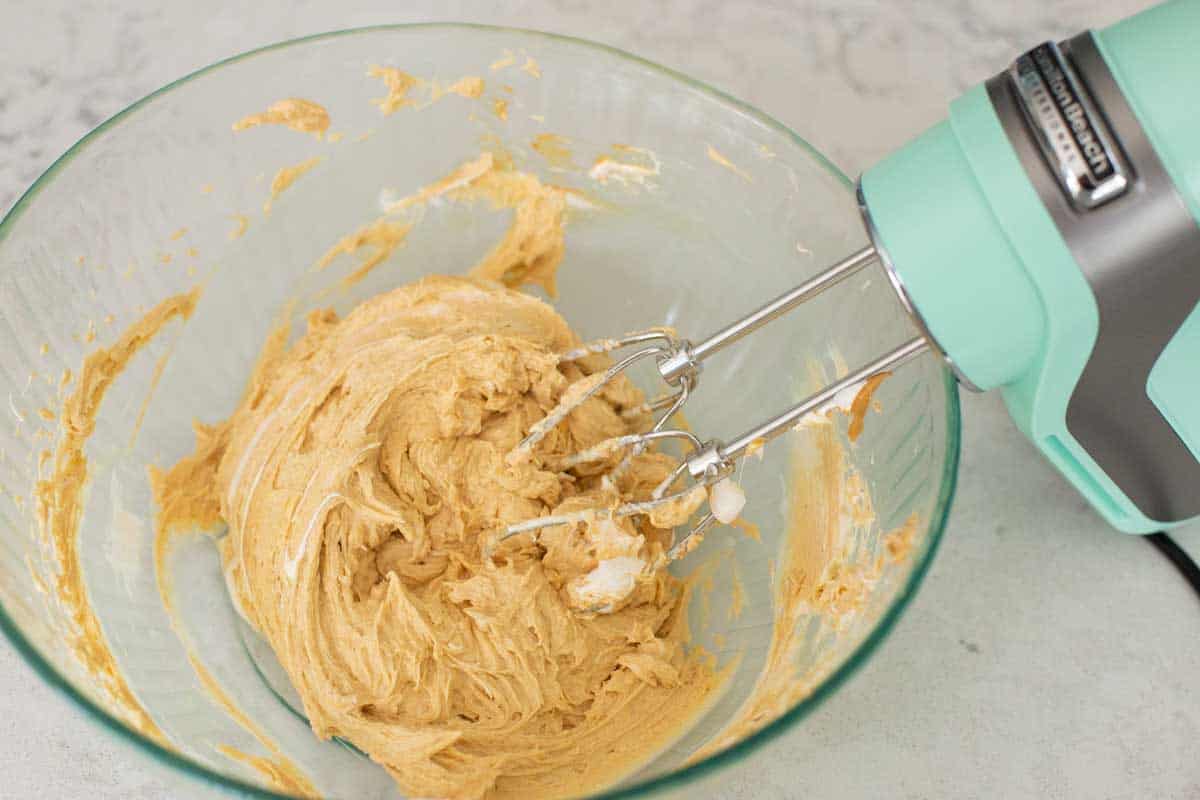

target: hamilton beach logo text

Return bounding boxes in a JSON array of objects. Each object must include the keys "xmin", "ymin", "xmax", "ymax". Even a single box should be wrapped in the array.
[
  {"xmin": 1010, "ymin": 42, "xmax": 1127, "ymax": 208},
  {"xmin": 1030, "ymin": 46, "xmax": 1114, "ymax": 179}
]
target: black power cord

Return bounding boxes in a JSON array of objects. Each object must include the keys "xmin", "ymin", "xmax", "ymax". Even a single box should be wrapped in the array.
[{"xmin": 1147, "ymin": 532, "xmax": 1200, "ymax": 600}]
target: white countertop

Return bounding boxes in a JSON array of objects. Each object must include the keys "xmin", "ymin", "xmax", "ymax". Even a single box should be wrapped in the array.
[{"xmin": 3, "ymin": 0, "xmax": 1198, "ymax": 797}]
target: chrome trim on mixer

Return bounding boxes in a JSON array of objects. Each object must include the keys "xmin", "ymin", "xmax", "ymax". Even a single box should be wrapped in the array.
[
  {"xmin": 857, "ymin": 184, "xmax": 984, "ymax": 393},
  {"xmin": 987, "ymin": 31, "xmax": 1200, "ymax": 523}
]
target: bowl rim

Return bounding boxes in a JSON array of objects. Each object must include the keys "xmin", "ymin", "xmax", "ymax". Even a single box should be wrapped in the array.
[{"xmin": 0, "ymin": 22, "xmax": 962, "ymax": 800}]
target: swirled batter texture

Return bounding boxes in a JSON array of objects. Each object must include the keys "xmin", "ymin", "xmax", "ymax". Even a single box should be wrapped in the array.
[{"xmin": 153, "ymin": 276, "xmax": 719, "ymax": 799}]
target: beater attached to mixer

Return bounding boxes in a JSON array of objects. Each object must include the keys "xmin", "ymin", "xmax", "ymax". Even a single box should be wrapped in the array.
[
  {"xmin": 505, "ymin": 0, "xmax": 1200, "ymax": 551},
  {"xmin": 501, "ymin": 246, "xmax": 929, "ymax": 558}
]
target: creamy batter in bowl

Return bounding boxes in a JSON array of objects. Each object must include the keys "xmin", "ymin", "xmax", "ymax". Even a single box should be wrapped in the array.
[{"xmin": 0, "ymin": 25, "xmax": 959, "ymax": 799}]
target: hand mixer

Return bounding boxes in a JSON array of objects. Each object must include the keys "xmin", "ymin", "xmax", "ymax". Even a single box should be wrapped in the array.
[{"xmin": 505, "ymin": 0, "xmax": 1200, "ymax": 557}]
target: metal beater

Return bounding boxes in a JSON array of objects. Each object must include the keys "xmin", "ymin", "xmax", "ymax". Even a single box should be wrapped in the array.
[{"xmin": 501, "ymin": 247, "xmax": 925, "ymax": 559}]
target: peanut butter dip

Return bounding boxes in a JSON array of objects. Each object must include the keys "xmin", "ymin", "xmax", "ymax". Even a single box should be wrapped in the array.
[{"xmin": 152, "ymin": 275, "xmax": 721, "ymax": 799}]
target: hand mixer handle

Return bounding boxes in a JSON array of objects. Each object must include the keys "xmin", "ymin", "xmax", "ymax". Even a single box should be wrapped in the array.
[{"xmin": 858, "ymin": 0, "xmax": 1200, "ymax": 533}]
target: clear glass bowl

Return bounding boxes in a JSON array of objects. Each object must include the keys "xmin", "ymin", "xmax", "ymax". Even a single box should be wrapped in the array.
[{"xmin": 0, "ymin": 24, "xmax": 959, "ymax": 799}]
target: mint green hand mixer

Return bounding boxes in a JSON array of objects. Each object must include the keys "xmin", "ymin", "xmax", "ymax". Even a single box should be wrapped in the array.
[{"xmin": 505, "ymin": 0, "xmax": 1200, "ymax": 552}]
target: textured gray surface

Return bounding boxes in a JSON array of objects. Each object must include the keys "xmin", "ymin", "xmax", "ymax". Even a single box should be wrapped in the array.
[{"xmin": 3, "ymin": 0, "xmax": 1199, "ymax": 798}]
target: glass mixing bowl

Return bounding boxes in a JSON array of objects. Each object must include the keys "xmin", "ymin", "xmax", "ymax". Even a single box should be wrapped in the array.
[{"xmin": 0, "ymin": 24, "xmax": 959, "ymax": 799}]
